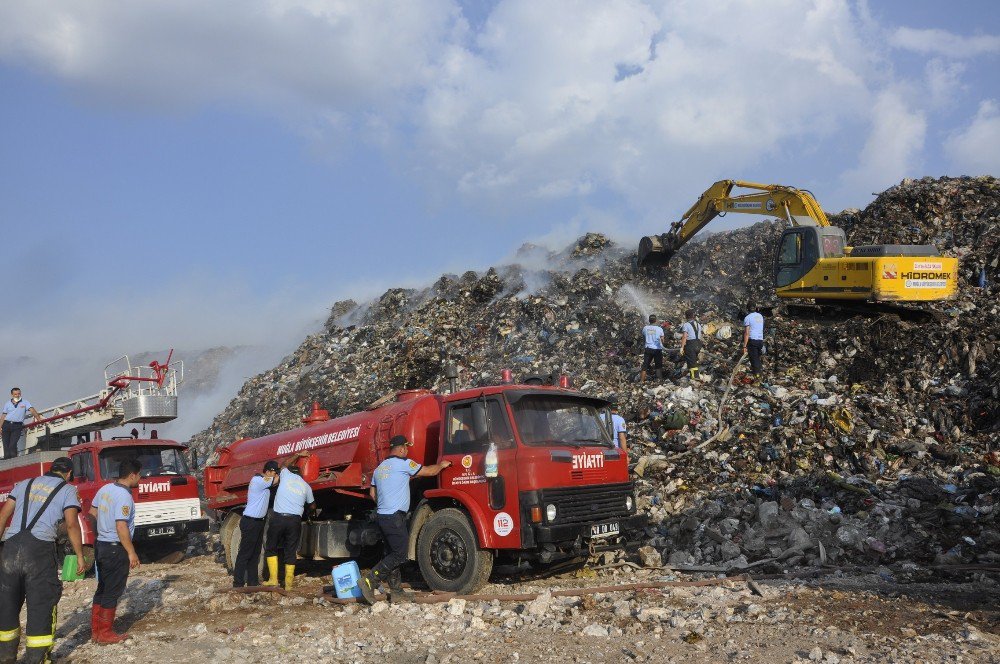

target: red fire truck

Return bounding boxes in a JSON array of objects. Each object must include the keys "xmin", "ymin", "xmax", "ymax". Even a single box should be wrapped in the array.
[
  {"xmin": 0, "ymin": 353, "xmax": 208, "ymax": 562},
  {"xmin": 206, "ymin": 372, "xmax": 645, "ymax": 594}
]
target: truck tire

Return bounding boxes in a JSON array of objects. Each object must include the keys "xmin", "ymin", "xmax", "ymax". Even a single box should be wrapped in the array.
[
  {"xmin": 416, "ymin": 508, "xmax": 493, "ymax": 594},
  {"xmin": 221, "ymin": 512, "xmax": 241, "ymax": 572},
  {"xmin": 223, "ymin": 513, "xmax": 266, "ymax": 581}
]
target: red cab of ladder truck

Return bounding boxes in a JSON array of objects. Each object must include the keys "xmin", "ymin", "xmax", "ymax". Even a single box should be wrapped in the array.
[
  {"xmin": 0, "ymin": 353, "xmax": 208, "ymax": 561},
  {"xmin": 206, "ymin": 370, "xmax": 646, "ymax": 594}
]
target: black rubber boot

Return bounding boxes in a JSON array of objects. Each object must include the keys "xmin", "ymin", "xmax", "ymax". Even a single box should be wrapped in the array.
[
  {"xmin": 387, "ymin": 569, "xmax": 413, "ymax": 603},
  {"xmin": 357, "ymin": 572, "xmax": 377, "ymax": 606}
]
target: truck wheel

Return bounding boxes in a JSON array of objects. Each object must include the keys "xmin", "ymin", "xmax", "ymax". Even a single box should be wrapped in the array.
[
  {"xmin": 221, "ymin": 512, "xmax": 241, "ymax": 572},
  {"xmin": 223, "ymin": 513, "xmax": 266, "ymax": 581},
  {"xmin": 416, "ymin": 508, "xmax": 493, "ymax": 595}
]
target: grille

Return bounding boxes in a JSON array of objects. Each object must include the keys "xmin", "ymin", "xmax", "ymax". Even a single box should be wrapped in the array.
[
  {"xmin": 570, "ymin": 467, "xmax": 608, "ymax": 483},
  {"xmin": 135, "ymin": 498, "xmax": 201, "ymax": 526},
  {"xmin": 539, "ymin": 482, "xmax": 633, "ymax": 525}
]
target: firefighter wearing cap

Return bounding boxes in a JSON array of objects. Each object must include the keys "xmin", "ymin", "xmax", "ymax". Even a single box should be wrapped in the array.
[
  {"xmin": 358, "ymin": 435, "xmax": 452, "ymax": 605},
  {"xmin": 233, "ymin": 460, "xmax": 279, "ymax": 588},
  {"xmin": 90, "ymin": 458, "xmax": 142, "ymax": 644},
  {"xmin": 0, "ymin": 456, "xmax": 86, "ymax": 664},
  {"xmin": 262, "ymin": 451, "xmax": 314, "ymax": 590}
]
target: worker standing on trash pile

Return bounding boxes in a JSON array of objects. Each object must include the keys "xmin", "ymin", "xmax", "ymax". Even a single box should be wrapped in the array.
[
  {"xmin": 0, "ymin": 456, "xmax": 86, "ymax": 664},
  {"xmin": 263, "ymin": 451, "xmax": 314, "ymax": 591},
  {"xmin": 679, "ymin": 309, "xmax": 704, "ymax": 380},
  {"xmin": 1, "ymin": 388, "xmax": 43, "ymax": 459},
  {"xmin": 233, "ymin": 459, "xmax": 279, "ymax": 588},
  {"xmin": 358, "ymin": 436, "xmax": 452, "ymax": 605},
  {"xmin": 743, "ymin": 304, "xmax": 765, "ymax": 378},
  {"xmin": 639, "ymin": 315, "xmax": 665, "ymax": 383},
  {"xmin": 91, "ymin": 458, "xmax": 141, "ymax": 645}
]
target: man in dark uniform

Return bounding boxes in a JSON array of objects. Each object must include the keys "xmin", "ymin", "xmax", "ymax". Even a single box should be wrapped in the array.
[
  {"xmin": 358, "ymin": 436, "xmax": 451, "ymax": 605},
  {"xmin": 0, "ymin": 456, "xmax": 87, "ymax": 664},
  {"xmin": 0, "ymin": 388, "xmax": 43, "ymax": 459},
  {"xmin": 90, "ymin": 459, "xmax": 142, "ymax": 644},
  {"xmin": 263, "ymin": 451, "xmax": 314, "ymax": 590},
  {"xmin": 233, "ymin": 460, "xmax": 279, "ymax": 587}
]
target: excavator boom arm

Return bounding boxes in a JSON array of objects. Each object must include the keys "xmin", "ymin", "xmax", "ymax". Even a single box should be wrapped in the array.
[{"xmin": 638, "ymin": 180, "xmax": 829, "ymax": 267}]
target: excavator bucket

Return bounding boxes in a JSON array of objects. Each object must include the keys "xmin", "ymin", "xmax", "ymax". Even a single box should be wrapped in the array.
[{"xmin": 637, "ymin": 234, "xmax": 674, "ymax": 268}]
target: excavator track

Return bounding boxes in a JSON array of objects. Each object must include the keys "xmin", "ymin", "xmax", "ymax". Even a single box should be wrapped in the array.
[{"xmin": 784, "ymin": 301, "xmax": 945, "ymax": 323}]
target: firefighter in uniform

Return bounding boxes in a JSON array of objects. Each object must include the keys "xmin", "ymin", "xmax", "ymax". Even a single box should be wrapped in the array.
[
  {"xmin": 0, "ymin": 456, "xmax": 87, "ymax": 664},
  {"xmin": 233, "ymin": 460, "xmax": 279, "ymax": 588},
  {"xmin": 358, "ymin": 436, "xmax": 451, "ymax": 605},
  {"xmin": 263, "ymin": 451, "xmax": 314, "ymax": 590},
  {"xmin": 90, "ymin": 459, "xmax": 142, "ymax": 644}
]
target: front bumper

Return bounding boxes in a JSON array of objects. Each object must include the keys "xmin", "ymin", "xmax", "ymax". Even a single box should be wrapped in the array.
[{"xmin": 134, "ymin": 517, "xmax": 210, "ymax": 541}]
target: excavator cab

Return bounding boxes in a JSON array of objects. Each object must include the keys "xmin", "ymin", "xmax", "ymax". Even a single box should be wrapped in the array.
[{"xmin": 773, "ymin": 226, "xmax": 846, "ymax": 288}]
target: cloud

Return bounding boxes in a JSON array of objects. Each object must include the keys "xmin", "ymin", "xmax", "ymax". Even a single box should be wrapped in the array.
[
  {"xmin": 890, "ymin": 27, "xmax": 1000, "ymax": 59},
  {"xmin": 0, "ymin": 0, "xmax": 463, "ymax": 110},
  {"xmin": 0, "ymin": 0, "xmax": 898, "ymax": 224},
  {"xmin": 944, "ymin": 99, "xmax": 1000, "ymax": 175},
  {"xmin": 839, "ymin": 89, "xmax": 927, "ymax": 197}
]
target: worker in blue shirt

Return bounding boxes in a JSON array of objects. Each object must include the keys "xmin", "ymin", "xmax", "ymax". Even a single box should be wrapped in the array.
[
  {"xmin": 679, "ymin": 309, "xmax": 704, "ymax": 380},
  {"xmin": 0, "ymin": 388, "xmax": 43, "ymax": 459},
  {"xmin": 262, "ymin": 451, "xmax": 314, "ymax": 590},
  {"xmin": 90, "ymin": 458, "xmax": 142, "ymax": 644},
  {"xmin": 358, "ymin": 436, "xmax": 451, "ymax": 605},
  {"xmin": 233, "ymin": 459, "xmax": 279, "ymax": 588},
  {"xmin": 742, "ymin": 303, "xmax": 766, "ymax": 378},
  {"xmin": 639, "ymin": 316, "xmax": 665, "ymax": 382},
  {"xmin": 609, "ymin": 404, "xmax": 628, "ymax": 456},
  {"xmin": 0, "ymin": 456, "xmax": 85, "ymax": 664}
]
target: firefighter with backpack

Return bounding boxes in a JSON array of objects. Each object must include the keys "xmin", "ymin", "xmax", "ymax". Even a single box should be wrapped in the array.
[{"xmin": 0, "ymin": 456, "xmax": 87, "ymax": 663}]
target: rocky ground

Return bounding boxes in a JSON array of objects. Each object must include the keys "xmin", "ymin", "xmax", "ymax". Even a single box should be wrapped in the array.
[{"xmin": 35, "ymin": 541, "xmax": 999, "ymax": 663}]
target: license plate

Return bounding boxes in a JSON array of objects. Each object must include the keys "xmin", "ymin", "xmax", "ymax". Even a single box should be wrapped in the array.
[
  {"xmin": 590, "ymin": 522, "xmax": 620, "ymax": 539},
  {"xmin": 147, "ymin": 526, "xmax": 176, "ymax": 537}
]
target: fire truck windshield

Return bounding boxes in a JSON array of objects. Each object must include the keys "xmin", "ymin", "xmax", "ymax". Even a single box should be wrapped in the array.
[
  {"xmin": 99, "ymin": 447, "xmax": 190, "ymax": 479},
  {"xmin": 510, "ymin": 395, "xmax": 613, "ymax": 447}
]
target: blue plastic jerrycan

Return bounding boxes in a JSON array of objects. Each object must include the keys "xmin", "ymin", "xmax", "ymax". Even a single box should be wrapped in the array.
[{"xmin": 332, "ymin": 561, "xmax": 363, "ymax": 599}]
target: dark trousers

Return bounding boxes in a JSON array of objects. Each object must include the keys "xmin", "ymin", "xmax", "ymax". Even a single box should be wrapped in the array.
[
  {"xmin": 747, "ymin": 339, "xmax": 764, "ymax": 376},
  {"xmin": 683, "ymin": 340, "xmax": 702, "ymax": 370},
  {"xmin": 233, "ymin": 515, "xmax": 266, "ymax": 587},
  {"xmin": 264, "ymin": 513, "xmax": 302, "ymax": 566},
  {"xmin": 1, "ymin": 421, "xmax": 23, "ymax": 459},
  {"xmin": 0, "ymin": 532, "xmax": 61, "ymax": 663},
  {"xmin": 93, "ymin": 541, "xmax": 130, "ymax": 609},
  {"xmin": 640, "ymin": 349, "xmax": 663, "ymax": 372},
  {"xmin": 372, "ymin": 511, "xmax": 409, "ymax": 580}
]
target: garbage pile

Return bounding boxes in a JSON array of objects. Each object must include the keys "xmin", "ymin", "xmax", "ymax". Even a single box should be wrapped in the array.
[{"xmin": 191, "ymin": 175, "xmax": 999, "ymax": 573}]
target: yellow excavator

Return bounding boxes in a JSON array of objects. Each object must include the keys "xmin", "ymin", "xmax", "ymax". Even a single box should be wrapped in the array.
[{"xmin": 638, "ymin": 180, "xmax": 957, "ymax": 316}]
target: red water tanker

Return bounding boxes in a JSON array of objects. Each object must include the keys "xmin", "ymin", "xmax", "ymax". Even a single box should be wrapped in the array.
[{"xmin": 206, "ymin": 377, "xmax": 645, "ymax": 593}]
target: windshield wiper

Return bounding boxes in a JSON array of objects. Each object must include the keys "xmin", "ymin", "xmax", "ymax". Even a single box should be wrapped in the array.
[
  {"xmin": 576, "ymin": 438, "xmax": 614, "ymax": 448},
  {"xmin": 530, "ymin": 438, "xmax": 582, "ymax": 448}
]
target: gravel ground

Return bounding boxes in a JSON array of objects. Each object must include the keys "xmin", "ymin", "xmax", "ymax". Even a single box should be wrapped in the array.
[{"xmin": 25, "ymin": 551, "xmax": 998, "ymax": 663}]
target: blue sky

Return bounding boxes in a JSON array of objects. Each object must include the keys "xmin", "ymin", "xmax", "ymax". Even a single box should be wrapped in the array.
[{"xmin": 0, "ymin": 1, "xmax": 997, "ymax": 424}]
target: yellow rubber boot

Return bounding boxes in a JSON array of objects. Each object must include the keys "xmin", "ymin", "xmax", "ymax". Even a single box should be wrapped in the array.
[
  {"xmin": 262, "ymin": 556, "xmax": 279, "ymax": 586},
  {"xmin": 284, "ymin": 565, "xmax": 295, "ymax": 591}
]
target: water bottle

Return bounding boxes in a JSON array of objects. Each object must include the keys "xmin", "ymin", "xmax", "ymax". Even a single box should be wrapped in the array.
[{"xmin": 484, "ymin": 441, "xmax": 499, "ymax": 478}]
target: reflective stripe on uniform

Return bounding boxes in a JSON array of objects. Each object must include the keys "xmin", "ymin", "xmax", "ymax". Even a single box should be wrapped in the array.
[
  {"xmin": 0, "ymin": 628, "xmax": 19, "ymax": 642},
  {"xmin": 25, "ymin": 634, "xmax": 54, "ymax": 648}
]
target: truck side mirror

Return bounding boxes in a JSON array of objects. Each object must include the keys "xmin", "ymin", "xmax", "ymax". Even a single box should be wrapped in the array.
[{"xmin": 471, "ymin": 402, "xmax": 489, "ymax": 441}]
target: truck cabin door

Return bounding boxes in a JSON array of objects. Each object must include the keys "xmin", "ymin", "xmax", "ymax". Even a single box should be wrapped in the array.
[{"xmin": 439, "ymin": 398, "xmax": 518, "ymax": 519}]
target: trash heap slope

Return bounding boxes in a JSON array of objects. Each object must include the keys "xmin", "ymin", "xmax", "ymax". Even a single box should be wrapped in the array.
[{"xmin": 191, "ymin": 175, "xmax": 999, "ymax": 572}]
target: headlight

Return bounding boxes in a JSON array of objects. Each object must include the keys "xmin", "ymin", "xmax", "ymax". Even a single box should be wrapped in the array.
[
  {"xmin": 545, "ymin": 504, "xmax": 557, "ymax": 522},
  {"xmin": 625, "ymin": 495, "xmax": 634, "ymax": 511},
  {"xmin": 190, "ymin": 506, "xmax": 200, "ymax": 518}
]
